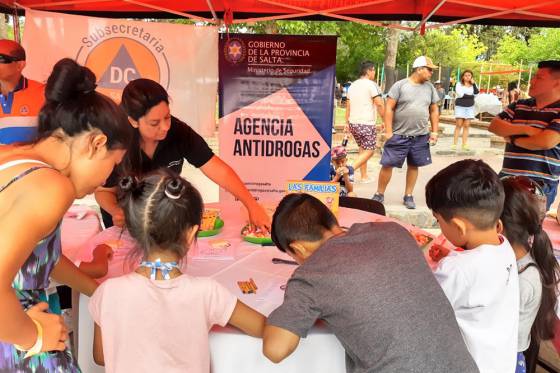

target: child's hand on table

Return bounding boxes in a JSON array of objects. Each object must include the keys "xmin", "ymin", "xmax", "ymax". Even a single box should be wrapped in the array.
[{"xmin": 429, "ymin": 244, "xmax": 450, "ymax": 262}]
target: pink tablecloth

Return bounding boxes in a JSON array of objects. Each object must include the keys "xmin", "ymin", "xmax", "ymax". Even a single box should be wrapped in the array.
[
  {"xmin": 61, "ymin": 205, "xmax": 102, "ymax": 263},
  {"xmin": 543, "ymin": 217, "xmax": 560, "ymax": 252},
  {"xmin": 74, "ymin": 202, "xmax": 421, "ymax": 373},
  {"xmin": 542, "ymin": 217, "xmax": 560, "ymax": 354}
]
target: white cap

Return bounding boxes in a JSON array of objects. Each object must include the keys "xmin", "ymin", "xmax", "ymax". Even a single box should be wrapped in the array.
[{"xmin": 412, "ymin": 56, "xmax": 438, "ymax": 69}]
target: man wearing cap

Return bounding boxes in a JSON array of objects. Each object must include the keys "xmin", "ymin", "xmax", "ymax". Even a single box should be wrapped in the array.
[
  {"xmin": 0, "ymin": 39, "xmax": 45, "ymax": 144},
  {"xmin": 372, "ymin": 56, "xmax": 439, "ymax": 209},
  {"xmin": 489, "ymin": 60, "xmax": 560, "ymax": 209}
]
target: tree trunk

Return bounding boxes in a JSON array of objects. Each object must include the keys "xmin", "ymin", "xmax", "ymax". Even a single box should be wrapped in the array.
[
  {"xmin": 383, "ymin": 23, "xmax": 401, "ymax": 93},
  {"xmin": 0, "ymin": 15, "xmax": 8, "ymax": 39},
  {"xmin": 264, "ymin": 21, "xmax": 278, "ymax": 34}
]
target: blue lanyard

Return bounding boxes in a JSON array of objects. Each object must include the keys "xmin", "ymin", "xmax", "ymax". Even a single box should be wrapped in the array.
[{"xmin": 139, "ymin": 259, "xmax": 180, "ymax": 280}]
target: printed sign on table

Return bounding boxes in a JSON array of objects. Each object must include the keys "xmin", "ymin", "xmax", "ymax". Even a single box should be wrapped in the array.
[{"xmin": 286, "ymin": 180, "xmax": 340, "ymax": 215}]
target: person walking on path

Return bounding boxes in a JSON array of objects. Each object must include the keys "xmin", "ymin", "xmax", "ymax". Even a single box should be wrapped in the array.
[
  {"xmin": 372, "ymin": 56, "xmax": 439, "ymax": 209},
  {"xmin": 452, "ymin": 70, "xmax": 479, "ymax": 151},
  {"xmin": 345, "ymin": 61, "xmax": 385, "ymax": 183}
]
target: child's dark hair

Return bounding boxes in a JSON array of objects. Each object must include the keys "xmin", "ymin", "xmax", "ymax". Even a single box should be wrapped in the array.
[
  {"xmin": 501, "ymin": 177, "xmax": 559, "ymax": 343},
  {"xmin": 359, "ymin": 61, "xmax": 375, "ymax": 77},
  {"xmin": 118, "ymin": 169, "xmax": 203, "ymax": 259},
  {"xmin": 37, "ymin": 58, "xmax": 132, "ymax": 150},
  {"xmin": 271, "ymin": 193, "xmax": 338, "ymax": 253},
  {"xmin": 425, "ymin": 159, "xmax": 504, "ymax": 229}
]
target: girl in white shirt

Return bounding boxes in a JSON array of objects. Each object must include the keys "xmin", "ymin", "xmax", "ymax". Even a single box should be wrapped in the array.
[{"xmin": 501, "ymin": 176, "xmax": 560, "ymax": 373}]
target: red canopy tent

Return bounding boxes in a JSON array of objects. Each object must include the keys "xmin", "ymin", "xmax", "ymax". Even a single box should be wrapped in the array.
[{"xmin": 1, "ymin": 0, "xmax": 560, "ymax": 31}]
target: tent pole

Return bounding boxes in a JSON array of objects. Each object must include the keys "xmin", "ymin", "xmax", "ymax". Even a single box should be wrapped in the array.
[
  {"xmin": 526, "ymin": 64, "xmax": 533, "ymax": 97},
  {"xmin": 438, "ymin": 64, "xmax": 442, "ymax": 81},
  {"xmin": 517, "ymin": 60, "xmax": 523, "ymax": 92},
  {"xmin": 414, "ymin": 0, "xmax": 448, "ymax": 32},
  {"xmin": 121, "ymin": 0, "xmax": 215, "ymax": 23},
  {"xmin": 406, "ymin": 63, "xmax": 409, "ymax": 78},
  {"xmin": 380, "ymin": 65, "xmax": 385, "ymax": 91},
  {"xmin": 12, "ymin": 4, "xmax": 20, "ymax": 43},
  {"xmin": 487, "ymin": 63, "xmax": 492, "ymax": 92},
  {"xmin": 205, "ymin": 0, "xmax": 218, "ymax": 22}
]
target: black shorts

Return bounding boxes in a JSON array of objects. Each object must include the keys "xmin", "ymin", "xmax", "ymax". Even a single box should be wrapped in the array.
[{"xmin": 380, "ymin": 134, "xmax": 432, "ymax": 168}]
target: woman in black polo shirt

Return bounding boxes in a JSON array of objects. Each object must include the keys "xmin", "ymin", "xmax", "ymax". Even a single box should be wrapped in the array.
[{"xmin": 95, "ymin": 78, "xmax": 270, "ymax": 231}]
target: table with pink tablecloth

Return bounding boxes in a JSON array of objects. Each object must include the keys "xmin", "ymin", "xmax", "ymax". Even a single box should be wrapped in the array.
[
  {"xmin": 61, "ymin": 205, "xmax": 102, "ymax": 263},
  {"xmin": 60, "ymin": 204, "xmax": 103, "ymax": 355},
  {"xmin": 542, "ymin": 217, "xmax": 560, "ymax": 353},
  {"xmin": 74, "ymin": 202, "xmax": 424, "ymax": 373}
]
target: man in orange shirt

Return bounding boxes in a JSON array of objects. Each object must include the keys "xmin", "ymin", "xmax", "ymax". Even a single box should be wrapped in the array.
[{"xmin": 0, "ymin": 39, "xmax": 45, "ymax": 144}]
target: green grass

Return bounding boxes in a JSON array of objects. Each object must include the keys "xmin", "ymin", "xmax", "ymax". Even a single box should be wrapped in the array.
[{"xmin": 335, "ymin": 106, "xmax": 346, "ymax": 126}]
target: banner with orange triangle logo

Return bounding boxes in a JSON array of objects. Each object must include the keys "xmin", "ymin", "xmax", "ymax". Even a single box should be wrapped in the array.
[{"xmin": 22, "ymin": 9, "xmax": 218, "ymax": 136}]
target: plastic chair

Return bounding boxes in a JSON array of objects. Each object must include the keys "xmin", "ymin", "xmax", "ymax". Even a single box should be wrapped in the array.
[{"xmin": 339, "ymin": 196, "xmax": 386, "ymax": 216}]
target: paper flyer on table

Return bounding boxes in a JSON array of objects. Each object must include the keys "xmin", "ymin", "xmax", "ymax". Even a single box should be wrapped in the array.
[{"xmin": 191, "ymin": 239, "xmax": 235, "ymax": 261}]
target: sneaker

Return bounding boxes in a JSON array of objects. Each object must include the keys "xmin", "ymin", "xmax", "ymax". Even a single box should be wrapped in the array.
[
  {"xmin": 462, "ymin": 144, "xmax": 470, "ymax": 151},
  {"xmin": 403, "ymin": 195, "xmax": 416, "ymax": 209},
  {"xmin": 450, "ymin": 144, "xmax": 457, "ymax": 151},
  {"xmin": 357, "ymin": 177, "xmax": 373, "ymax": 184},
  {"xmin": 372, "ymin": 193, "xmax": 384, "ymax": 203}
]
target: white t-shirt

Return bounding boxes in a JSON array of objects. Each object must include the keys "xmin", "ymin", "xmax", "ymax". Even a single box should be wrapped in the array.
[
  {"xmin": 347, "ymin": 78, "xmax": 382, "ymax": 125},
  {"xmin": 455, "ymin": 82, "xmax": 476, "ymax": 98},
  {"xmin": 517, "ymin": 253, "xmax": 542, "ymax": 352},
  {"xmin": 89, "ymin": 272, "xmax": 237, "ymax": 373},
  {"xmin": 434, "ymin": 237, "xmax": 519, "ymax": 373}
]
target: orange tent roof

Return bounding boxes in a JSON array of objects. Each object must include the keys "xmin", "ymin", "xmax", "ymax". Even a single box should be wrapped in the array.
[{"xmin": 2, "ymin": 0, "xmax": 560, "ymax": 30}]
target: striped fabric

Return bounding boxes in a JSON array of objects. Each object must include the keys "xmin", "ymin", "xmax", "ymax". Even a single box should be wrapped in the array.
[{"xmin": 498, "ymin": 98, "xmax": 560, "ymax": 181}]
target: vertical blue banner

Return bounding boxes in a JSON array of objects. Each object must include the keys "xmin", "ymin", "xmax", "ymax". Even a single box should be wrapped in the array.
[{"xmin": 218, "ymin": 33, "xmax": 337, "ymax": 202}]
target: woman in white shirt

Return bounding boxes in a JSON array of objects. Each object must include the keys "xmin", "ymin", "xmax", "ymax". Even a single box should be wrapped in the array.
[
  {"xmin": 453, "ymin": 70, "xmax": 479, "ymax": 151},
  {"xmin": 501, "ymin": 176, "xmax": 560, "ymax": 373}
]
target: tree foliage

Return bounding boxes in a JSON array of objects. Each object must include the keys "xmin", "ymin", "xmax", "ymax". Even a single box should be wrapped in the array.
[
  {"xmin": 494, "ymin": 28, "xmax": 560, "ymax": 64},
  {"xmin": 398, "ymin": 28, "xmax": 486, "ymax": 67}
]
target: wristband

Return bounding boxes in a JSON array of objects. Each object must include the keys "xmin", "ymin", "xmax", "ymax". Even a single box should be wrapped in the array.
[
  {"xmin": 430, "ymin": 131, "xmax": 438, "ymax": 137},
  {"xmin": 14, "ymin": 318, "xmax": 43, "ymax": 358}
]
